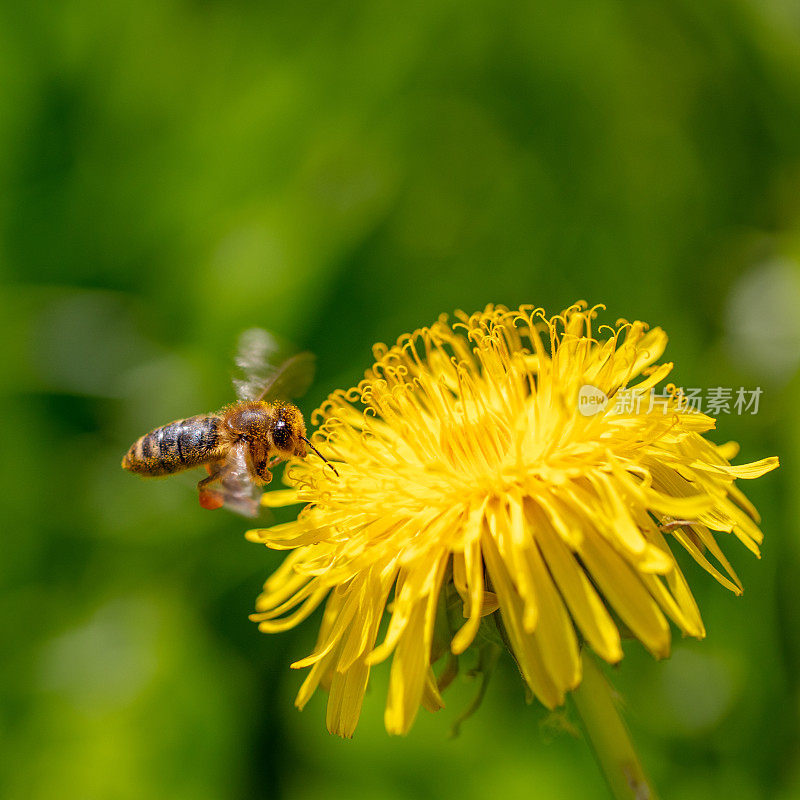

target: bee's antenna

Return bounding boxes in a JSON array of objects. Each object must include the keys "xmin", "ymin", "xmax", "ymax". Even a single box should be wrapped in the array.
[{"xmin": 301, "ymin": 436, "xmax": 340, "ymax": 477}]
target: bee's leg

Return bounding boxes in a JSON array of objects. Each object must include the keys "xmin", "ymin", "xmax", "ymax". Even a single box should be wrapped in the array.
[
  {"xmin": 252, "ymin": 457, "xmax": 273, "ymax": 486},
  {"xmin": 197, "ymin": 462, "xmax": 225, "ymax": 510}
]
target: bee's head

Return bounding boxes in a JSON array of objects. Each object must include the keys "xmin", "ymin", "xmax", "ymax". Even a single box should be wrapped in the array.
[
  {"xmin": 226, "ymin": 401, "xmax": 337, "ymax": 478},
  {"xmin": 269, "ymin": 403, "xmax": 308, "ymax": 458},
  {"xmin": 226, "ymin": 402, "xmax": 307, "ymax": 457}
]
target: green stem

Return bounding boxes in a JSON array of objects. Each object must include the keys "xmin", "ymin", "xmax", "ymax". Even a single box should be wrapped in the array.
[{"xmin": 571, "ymin": 649, "xmax": 659, "ymax": 800}]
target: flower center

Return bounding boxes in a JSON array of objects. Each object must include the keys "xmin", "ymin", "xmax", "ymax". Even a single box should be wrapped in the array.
[{"xmin": 437, "ymin": 411, "xmax": 514, "ymax": 483}]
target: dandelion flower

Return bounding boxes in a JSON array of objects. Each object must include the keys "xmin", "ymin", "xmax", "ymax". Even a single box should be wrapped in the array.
[{"xmin": 246, "ymin": 303, "xmax": 778, "ymax": 737}]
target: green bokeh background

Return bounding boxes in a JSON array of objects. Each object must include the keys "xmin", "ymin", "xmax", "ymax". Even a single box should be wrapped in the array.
[{"xmin": 2, "ymin": 1, "xmax": 799, "ymax": 798}]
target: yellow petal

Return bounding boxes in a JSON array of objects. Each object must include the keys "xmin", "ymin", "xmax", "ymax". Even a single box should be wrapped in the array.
[
  {"xmin": 579, "ymin": 533, "xmax": 671, "ymax": 658},
  {"xmin": 533, "ymin": 506, "xmax": 623, "ymax": 663},
  {"xmin": 260, "ymin": 488, "xmax": 303, "ymax": 507}
]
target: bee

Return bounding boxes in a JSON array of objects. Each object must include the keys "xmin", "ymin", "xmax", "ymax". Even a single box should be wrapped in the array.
[{"xmin": 121, "ymin": 329, "xmax": 335, "ymax": 516}]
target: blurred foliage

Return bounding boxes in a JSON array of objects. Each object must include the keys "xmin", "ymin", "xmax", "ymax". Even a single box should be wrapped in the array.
[{"xmin": 1, "ymin": 0, "xmax": 800, "ymax": 798}]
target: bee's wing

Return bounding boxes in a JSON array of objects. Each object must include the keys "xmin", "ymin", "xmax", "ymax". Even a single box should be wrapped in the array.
[
  {"xmin": 214, "ymin": 441, "xmax": 262, "ymax": 518},
  {"xmin": 254, "ymin": 350, "xmax": 316, "ymax": 402},
  {"xmin": 233, "ymin": 327, "xmax": 316, "ymax": 402}
]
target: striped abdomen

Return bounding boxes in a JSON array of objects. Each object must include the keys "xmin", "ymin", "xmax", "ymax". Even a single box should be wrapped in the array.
[{"xmin": 122, "ymin": 414, "xmax": 226, "ymax": 476}]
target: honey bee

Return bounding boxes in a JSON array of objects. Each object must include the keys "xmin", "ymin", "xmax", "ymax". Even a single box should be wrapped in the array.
[{"xmin": 121, "ymin": 329, "xmax": 335, "ymax": 516}]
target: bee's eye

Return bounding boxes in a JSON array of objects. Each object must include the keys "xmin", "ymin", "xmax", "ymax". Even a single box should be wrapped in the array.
[{"xmin": 272, "ymin": 418, "xmax": 290, "ymax": 449}]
